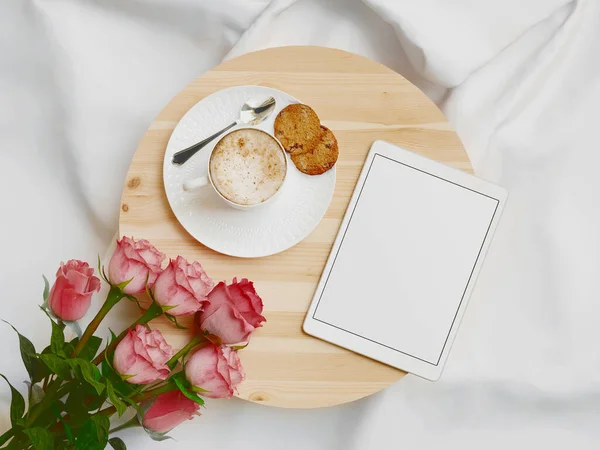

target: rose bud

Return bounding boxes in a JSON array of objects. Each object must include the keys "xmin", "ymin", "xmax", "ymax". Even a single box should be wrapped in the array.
[
  {"xmin": 184, "ymin": 344, "xmax": 245, "ymax": 399},
  {"xmin": 142, "ymin": 391, "xmax": 200, "ymax": 434},
  {"xmin": 195, "ymin": 278, "xmax": 265, "ymax": 344},
  {"xmin": 113, "ymin": 325, "xmax": 173, "ymax": 384},
  {"xmin": 48, "ymin": 260, "xmax": 101, "ymax": 321},
  {"xmin": 108, "ymin": 237, "xmax": 165, "ymax": 294},
  {"xmin": 152, "ymin": 256, "xmax": 214, "ymax": 316}
]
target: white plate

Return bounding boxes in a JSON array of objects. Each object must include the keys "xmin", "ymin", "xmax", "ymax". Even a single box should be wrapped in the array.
[{"xmin": 163, "ymin": 86, "xmax": 336, "ymax": 258}]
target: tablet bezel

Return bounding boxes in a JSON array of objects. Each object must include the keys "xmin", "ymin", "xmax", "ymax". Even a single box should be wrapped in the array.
[{"xmin": 303, "ymin": 140, "xmax": 507, "ymax": 381}]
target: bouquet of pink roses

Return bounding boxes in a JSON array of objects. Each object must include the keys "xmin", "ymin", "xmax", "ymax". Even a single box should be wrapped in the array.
[{"xmin": 0, "ymin": 237, "xmax": 265, "ymax": 449}]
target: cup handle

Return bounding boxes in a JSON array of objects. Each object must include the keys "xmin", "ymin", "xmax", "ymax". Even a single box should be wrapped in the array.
[{"xmin": 183, "ymin": 175, "xmax": 209, "ymax": 191}]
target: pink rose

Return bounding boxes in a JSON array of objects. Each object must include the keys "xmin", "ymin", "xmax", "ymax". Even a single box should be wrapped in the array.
[
  {"xmin": 142, "ymin": 391, "xmax": 200, "ymax": 434},
  {"xmin": 184, "ymin": 344, "xmax": 245, "ymax": 399},
  {"xmin": 48, "ymin": 260, "xmax": 101, "ymax": 321},
  {"xmin": 152, "ymin": 256, "xmax": 214, "ymax": 316},
  {"xmin": 108, "ymin": 237, "xmax": 165, "ymax": 294},
  {"xmin": 113, "ymin": 325, "xmax": 173, "ymax": 384},
  {"xmin": 195, "ymin": 278, "xmax": 265, "ymax": 344}
]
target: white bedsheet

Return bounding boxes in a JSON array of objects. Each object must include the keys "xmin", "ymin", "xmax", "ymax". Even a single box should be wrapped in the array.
[{"xmin": 2, "ymin": 0, "xmax": 600, "ymax": 448}]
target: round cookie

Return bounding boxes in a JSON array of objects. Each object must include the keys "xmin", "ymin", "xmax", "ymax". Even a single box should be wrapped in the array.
[
  {"xmin": 291, "ymin": 126, "xmax": 339, "ymax": 175},
  {"xmin": 274, "ymin": 104, "xmax": 322, "ymax": 153}
]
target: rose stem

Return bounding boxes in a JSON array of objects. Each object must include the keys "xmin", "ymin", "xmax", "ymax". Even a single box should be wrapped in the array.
[
  {"xmin": 108, "ymin": 415, "xmax": 140, "ymax": 434},
  {"xmin": 95, "ymin": 333, "xmax": 209, "ymax": 418},
  {"xmin": 72, "ymin": 285, "xmax": 124, "ymax": 357},
  {"xmin": 166, "ymin": 334, "xmax": 206, "ymax": 370},
  {"xmin": 97, "ymin": 383, "xmax": 179, "ymax": 418},
  {"xmin": 91, "ymin": 301, "xmax": 163, "ymax": 365}
]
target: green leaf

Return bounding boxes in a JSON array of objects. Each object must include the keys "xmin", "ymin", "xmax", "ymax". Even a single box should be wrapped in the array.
[
  {"xmin": 144, "ymin": 280, "xmax": 155, "ymax": 302},
  {"xmin": 108, "ymin": 329, "xmax": 118, "ymax": 346},
  {"xmin": 42, "ymin": 275, "xmax": 50, "ymax": 302},
  {"xmin": 165, "ymin": 314, "xmax": 187, "ymax": 330},
  {"xmin": 4, "ymin": 431, "xmax": 28, "ymax": 449},
  {"xmin": 51, "ymin": 403, "xmax": 74, "ymax": 444},
  {"xmin": 124, "ymin": 294, "xmax": 142, "ymax": 309},
  {"xmin": 64, "ymin": 384, "xmax": 91, "ymax": 428},
  {"xmin": 24, "ymin": 427, "xmax": 53, "ymax": 450},
  {"xmin": 115, "ymin": 278, "xmax": 133, "ymax": 291},
  {"xmin": 173, "ymin": 373, "xmax": 204, "ymax": 406},
  {"xmin": 62, "ymin": 337, "xmax": 78, "ymax": 357},
  {"xmin": 67, "ymin": 359, "xmax": 105, "ymax": 395},
  {"xmin": 64, "ymin": 320, "xmax": 83, "ymax": 340},
  {"xmin": 190, "ymin": 385, "xmax": 210, "ymax": 393},
  {"xmin": 144, "ymin": 429, "xmax": 173, "ymax": 442},
  {"xmin": 76, "ymin": 415, "xmax": 110, "ymax": 450},
  {"xmin": 160, "ymin": 304, "xmax": 177, "ymax": 312},
  {"xmin": 25, "ymin": 382, "xmax": 45, "ymax": 407},
  {"xmin": 101, "ymin": 358, "xmax": 136, "ymax": 398},
  {"xmin": 40, "ymin": 343, "xmax": 52, "ymax": 355},
  {"xmin": 2, "ymin": 320, "xmax": 47, "ymax": 383},
  {"xmin": 39, "ymin": 354, "xmax": 71, "ymax": 380},
  {"xmin": 106, "ymin": 381, "xmax": 128, "ymax": 417},
  {"xmin": 97, "ymin": 256, "xmax": 109, "ymax": 284},
  {"xmin": 109, "ymin": 437, "xmax": 127, "ymax": 450},
  {"xmin": 101, "ymin": 266, "xmax": 110, "ymax": 285},
  {"xmin": 78, "ymin": 336, "xmax": 103, "ymax": 362},
  {"xmin": 50, "ymin": 320, "xmax": 65, "ymax": 356},
  {"xmin": 39, "ymin": 306, "xmax": 66, "ymax": 356},
  {"xmin": 92, "ymin": 415, "xmax": 109, "ymax": 442},
  {"xmin": 27, "ymin": 398, "xmax": 66, "ymax": 430},
  {"xmin": 0, "ymin": 374, "xmax": 25, "ymax": 427},
  {"xmin": 123, "ymin": 397, "xmax": 143, "ymax": 415},
  {"xmin": 64, "ymin": 425, "xmax": 74, "ymax": 445}
]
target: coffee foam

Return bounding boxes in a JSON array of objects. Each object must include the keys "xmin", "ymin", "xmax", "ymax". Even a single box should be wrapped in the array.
[{"xmin": 210, "ymin": 129, "xmax": 286, "ymax": 206}]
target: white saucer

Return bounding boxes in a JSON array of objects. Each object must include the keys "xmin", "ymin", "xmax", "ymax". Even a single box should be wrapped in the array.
[{"xmin": 163, "ymin": 86, "xmax": 336, "ymax": 258}]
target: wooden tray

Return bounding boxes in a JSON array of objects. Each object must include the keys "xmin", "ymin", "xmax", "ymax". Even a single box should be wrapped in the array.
[{"xmin": 119, "ymin": 46, "xmax": 471, "ymax": 408}]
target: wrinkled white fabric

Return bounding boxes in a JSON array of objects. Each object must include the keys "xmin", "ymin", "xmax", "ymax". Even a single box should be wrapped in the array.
[{"xmin": 1, "ymin": 0, "xmax": 599, "ymax": 448}]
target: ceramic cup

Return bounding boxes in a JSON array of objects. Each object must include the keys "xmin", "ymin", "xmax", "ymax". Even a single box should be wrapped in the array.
[{"xmin": 183, "ymin": 128, "xmax": 287, "ymax": 210}]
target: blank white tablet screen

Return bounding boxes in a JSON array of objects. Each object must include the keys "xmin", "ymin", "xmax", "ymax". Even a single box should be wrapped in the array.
[{"xmin": 313, "ymin": 154, "xmax": 499, "ymax": 365}]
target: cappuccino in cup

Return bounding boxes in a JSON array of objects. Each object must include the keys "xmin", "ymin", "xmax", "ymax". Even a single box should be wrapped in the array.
[{"xmin": 209, "ymin": 129, "xmax": 287, "ymax": 206}]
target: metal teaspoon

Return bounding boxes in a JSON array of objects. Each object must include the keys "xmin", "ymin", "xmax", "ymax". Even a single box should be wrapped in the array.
[{"xmin": 171, "ymin": 96, "xmax": 277, "ymax": 165}]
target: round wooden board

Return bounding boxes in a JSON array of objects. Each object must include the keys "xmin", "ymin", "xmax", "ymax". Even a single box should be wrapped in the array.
[{"xmin": 119, "ymin": 46, "xmax": 471, "ymax": 409}]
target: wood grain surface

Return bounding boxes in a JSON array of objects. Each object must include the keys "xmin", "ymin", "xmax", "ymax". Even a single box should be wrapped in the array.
[{"xmin": 119, "ymin": 46, "xmax": 471, "ymax": 408}]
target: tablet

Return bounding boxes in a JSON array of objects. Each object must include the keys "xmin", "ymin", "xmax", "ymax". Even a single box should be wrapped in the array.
[{"xmin": 303, "ymin": 140, "xmax": 507, "ymax": 381}]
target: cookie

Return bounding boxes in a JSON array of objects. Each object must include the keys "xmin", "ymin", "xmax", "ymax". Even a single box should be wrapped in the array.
[
  {"xmin": 291, "ymin": 126, "xmax": 339, "ymax": 175},
  {"xmin": 274, "ymin": 104, "xmax": 322, "ymax": 153}
]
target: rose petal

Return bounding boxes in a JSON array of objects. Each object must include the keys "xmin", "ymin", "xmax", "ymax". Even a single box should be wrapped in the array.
[
  {"xmin": 142, "ymin": 391, "xmax": 200, "ymax": 434},
  {"xmin": 152, "ymin": 257, "xmax": 214, "ymax": 317},
  {"xmin": 65, "ymin": 269, "xmax": 89, "ymax": 293},
  {"xmin": 108, "ymin": 237, "xmax": 165, "ymax": 294},
  {"xmin": 200, "ymin": 303, "xmax": 254, "ymax": 345},
  {"xmin": 200, "ymin": 282, "xmax": 228, "ymax": 319},
  {"xmin": 184, "ymin": 345, "xmax": 242, "ymax": 399},
  {"xmin": 48, "ymin": 261, "xmax": 99, "ymax": 321},
  {"xmin": 226, "ymin": 282, "xmax": 265, "ymax": 326},
  {"xmin": 113, "ymin": 325, "xmax": 173, "ymax": 385}
]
